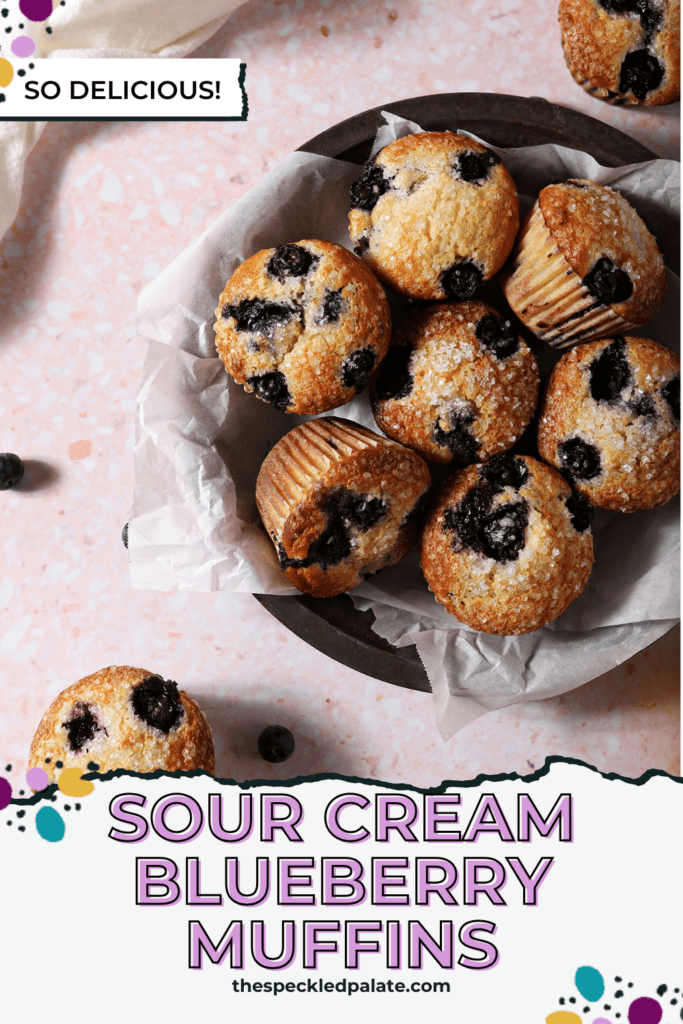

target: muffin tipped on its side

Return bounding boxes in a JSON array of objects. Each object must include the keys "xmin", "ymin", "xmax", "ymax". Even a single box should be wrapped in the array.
[
  {"xmin": 257, "ymin": 417, "xmax": 431, "ymax": 598},
  {"xmin": 501, "ymin": 179, "xmax": 666, "ymax": 349}
]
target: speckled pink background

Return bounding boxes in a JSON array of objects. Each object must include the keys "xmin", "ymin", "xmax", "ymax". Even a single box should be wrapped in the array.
[{"xmin": 0, "ymin": 0, "xmax": 679, "ymax": 783}]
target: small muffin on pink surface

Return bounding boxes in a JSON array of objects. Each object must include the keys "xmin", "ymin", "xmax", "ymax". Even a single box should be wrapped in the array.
[{"xmin": 29, "ymin": 666, "xmax": 215, "ymax": 780}]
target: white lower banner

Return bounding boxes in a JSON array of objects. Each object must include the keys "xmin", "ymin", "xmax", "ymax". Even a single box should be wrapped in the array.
[{"xmin": 0, "ymin": 759, "xmax": 681, "ymax": 1022}]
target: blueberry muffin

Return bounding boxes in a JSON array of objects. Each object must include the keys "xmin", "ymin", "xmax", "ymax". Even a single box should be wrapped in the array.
[
  {"xmin": 28, "ymin": 666, "xmax": 215, "ymax": 780},
  {"xmin": 256, "ymin": 417, "xmax": 431, "ymax": 598},
  {"xmin": 559, "ymin": 0, "xmax": 680, "ymax": 105},
  {"xmin": 420, "ymin": 455, "xmax": 594, "ymax": 635},
  {"xmin": 537, "ymin": 335, "xmax": 680, "ymax": 511},
  {"xmin": 371, "ymin": 301, "xmax": 539, "ymax": 465},
  {"xmin": 214, "ymin": 240, "xmax": 391, "ymax": 415},
  {"xmin": 501, "ymin": 180, "xmax": 666, "ymax": 350},
  {"xmin": 348, "ymin": 131, "xmax": 519, "ymax": 301}
]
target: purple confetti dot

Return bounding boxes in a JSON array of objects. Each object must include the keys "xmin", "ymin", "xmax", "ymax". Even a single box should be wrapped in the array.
[
  {"xmin": 11, "ymin": 35, "xmax": 35, "ymax": 56},
  {"xmin": 26, "ymin": 767, "xmax": 48, "ymax": 790},
  {"xmin": 18, "ymin": 0, "xmax": 52, "ymax": 22},
  {"xmin": 0, "ymin": 777, "xmax": 12, "ymax": 810},
  {"xmin": 628, "ymin": 998, "xmax": 662, "ymax": 1024},
  {"xmin": 592, "ymin": 1019, "xmax": 612, "ymax": 1024}
]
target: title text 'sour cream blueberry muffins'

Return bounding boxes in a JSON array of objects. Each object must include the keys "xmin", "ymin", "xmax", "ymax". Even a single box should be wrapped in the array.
[
  {"xmin": 256, "ymin": 417, "xmax": 431, "ymax": 598},
  {"xmin": 348, "ymin": 131, "xmax": 520, "ymax": 301},
  {"xmin": 371, "ymin": 301, "xmax": 539, "ymax": 465},
  {"xmin": 501, "ymin": 179, "xmax": 666, "ymax": 350},
  {"xmin": 29, "ymin": 666, "xmax": 215, "ymax": 781},
  {"xmin": 559, "ymin": 0, "xmax": 680, "ymax": 106},
  {"xmin": 538, "ymin": 335, "xmax": 680, "ymax": 511},
  {"xmin": 420, "ymin": 455, "xmax": 594, "ymax": 635},
  {"xmin": 214, "ymin": 240, "xmax": 391, "ymax": 415}
]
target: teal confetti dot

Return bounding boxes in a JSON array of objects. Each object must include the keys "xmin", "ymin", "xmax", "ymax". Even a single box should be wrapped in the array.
[
  {"xmin": 36, "ymin": 805, "xmax": 65, "ymax": 842},
  {"xmin": 576, "ymin": 966, "xmax": 605, "ymax": 1002}
]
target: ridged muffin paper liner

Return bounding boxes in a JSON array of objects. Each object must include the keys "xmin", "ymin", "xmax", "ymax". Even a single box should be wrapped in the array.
[{"xmin": 132, "ymin": 113, "xmax": 680, "ymax": 740}]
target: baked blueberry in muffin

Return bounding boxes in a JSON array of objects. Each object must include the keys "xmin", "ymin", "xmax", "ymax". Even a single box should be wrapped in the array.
[
  {"xmin": 538, "ymin": 335, "xmax": 680, "ymax": 511},
  {"xmin": 28, "ymin": 666, "xmax": 215, "ymax": 779},
  {"xmin": 559, "ymin": 0, "xmax": 680, "ymax": 105},
  {"xmin": 256, "ymin": 417, "xmax": 431, "ymax": 598},
  {"xmin": 501, "ymin": 179, "xmax": 666, "ymax": 349},
  {"xmin": 214, "ymin": 240, "xmax": 391, "ymax": 415},
  {"xmin": 348, "ymin": 131, "xmax": 519, "ymax": 301},
  {"xmin": 420, "ymin": 454, "xmax": 594, "ymax": 635},
  {"xmin": 371, "ymin": 301, "xmax": 539, "ymax": 465}
]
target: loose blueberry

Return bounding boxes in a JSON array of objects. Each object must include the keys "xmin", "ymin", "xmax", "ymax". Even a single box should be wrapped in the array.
[
  {"xmin": 62, "ymin": 702, "xmax": 105, "ymax": 754},
  {"xmin": 0, "ymin": 453, "xmax": 24, "ymax": 490},
  {"xmin": 349, "ymin": 164, "xmax": 390, "ymax": 211},
  {"xmin": 440, "ymin": 260, "xmax": 483, "ymax": 300},
  {"xmin": 619, "ymin": 49, "xmax": 664, "ymax": 100},
  {"xmin": 475, "ymin": 312, "xmax": 519, "ymax": 359},
  {"xmin": 589, "ymin": 337, "xmax": 632, "ymax": 402},
  {"xmin": 662, "ymin": 374, "xmax": 680, "ymax": 420},
  {"xmin": 558, "ymin": 437, "xmax": 602, "ymax": 480},
  {"xmin": 584, "ymin": 258, "xmax": 633, "ymax": 306},
  {"xmin": 433, "ymin": 409, "xmax": 480, "ymax": 463},
  {"xmin": 564, "ymin": 492, "xmax": 593, "ymax": 533},
  {"xmin": 258, "ymin": 725, "xmax": 295, "ymax": 764},
  {"xmin": 246, "ymin": 371, "xmax": 293, "ymax": 411},
  {"xmin": 455, "ymin": 148, "xmax": 500, "ymax": 183},
  {"xmin": 342, "ymin": 347, "xmax": 376, "ymax": 391},
  {"xmin": 122, "ymin": 523, "xmax": 129, "ymax": 548},
  {"xmin": 222, "ymin": 297, "xmax": 299, "ymax": 335},
  {"xmin": 482, "ymin": 453, "xmax": 529, "ymax": 491},
  {"xmin": 318, "ymin": 288, "xmax": 344, "ymax": 325},
  {"xmin": 374, "ymin": 345, "xmax": 414, "ymax": 401},
  {"xmin": 131, "ymin": 676, "xmax": 185, "ymax": 735},
  {"xmin": 268, "ymin": 244, "xmax": 316, "ymax": 280}
]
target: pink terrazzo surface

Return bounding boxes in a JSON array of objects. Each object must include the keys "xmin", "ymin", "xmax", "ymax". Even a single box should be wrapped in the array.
[{"xmin": 0, "ymin": 0, "xmax": 679, "ymax": 783}]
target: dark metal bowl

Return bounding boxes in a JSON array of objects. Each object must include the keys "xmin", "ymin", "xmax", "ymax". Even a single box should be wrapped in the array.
[{"xmin": 255, "ymin": 92, "xmax": 659, "ymax": 692}]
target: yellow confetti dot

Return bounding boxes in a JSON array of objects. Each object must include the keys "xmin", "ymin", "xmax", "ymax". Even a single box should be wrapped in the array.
[
  {"xmin": 0, "ymin": 59, "xmax": 14, "ymax": 88},
  {"xmin": 546, "ymin": 1014, "xmax": 582, "ymax": 1024},
  {"xmin": 57, "ymin": 767, "xmax": 95, "ymax": 797}
]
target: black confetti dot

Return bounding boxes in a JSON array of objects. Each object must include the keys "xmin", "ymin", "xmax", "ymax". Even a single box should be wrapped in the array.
[
  {"xmin": 55, "ymin": 760, "xmax": 63, "ymax": 768},
  {"xmin": 29, "ymin": 63, "xmax": 34, "ymax": 68},
  {"xmin": 44, "ymin": 757, "xmax": 51, "ymax": 764},
  {"xmin": 569, "ymin": 997, "xmax": 576, "ymax": 1004},
  {"xmin": 4, "ymin": 765, "xmax": 10, "ymax": 772},
  {"xmin": 75, "ymin": 803, "xmax": 81, "ymax": 810},
  {"xmin": 46, "ymin": 26, "xmax": 52, "ymax": 32},
  {"xmin": 1, "ymin": 8, "xmax": 8, "ymax": 15},
  {"xmin": 6, "ymin": 821, "xmax": 11, "ymax": 826},
  {"xmin": 615, "ymin": 990, "xmax": 624, "ymax": 998},
  {"xmin": 16, "ymin": 810, "xmax": 25, "ymax": 818},
  {"xmin": 18, "ymin": 826, "xmax": 25, "ymax": 832},
  {"xmin": 64, "ymin": 804, "xmax": 71, "ymax": 811},
  {"xmin": 87, "ymin": 762, "xmax": 99, "ymax": 771}
]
